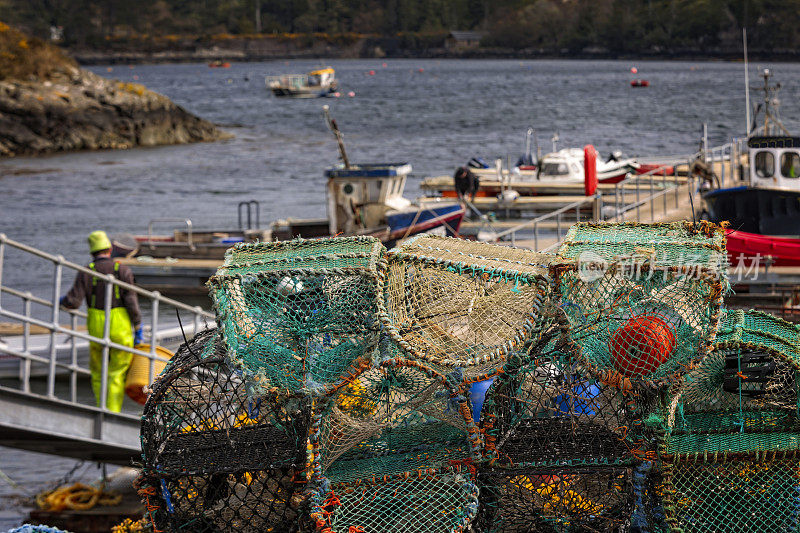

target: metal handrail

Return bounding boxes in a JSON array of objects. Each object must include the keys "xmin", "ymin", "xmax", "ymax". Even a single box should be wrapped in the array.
[
  {"xmin": 145, "ymin": 218, "xmax": 194, "ymax": 252},
  {"xmin": 0, "ymin": 233, "xmax": 212, "ymax": 414},
  {"xmin": 496, "ymin": 194, "xmax": 601, "ymax": 242}
]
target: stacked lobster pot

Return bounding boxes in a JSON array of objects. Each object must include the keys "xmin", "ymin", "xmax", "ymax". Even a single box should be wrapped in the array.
[{"xmin": 136, "ymin": 222, "xmax": 800, "ymax": 533}]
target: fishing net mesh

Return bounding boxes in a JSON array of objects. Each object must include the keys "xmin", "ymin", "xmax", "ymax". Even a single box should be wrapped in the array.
[
  {"xmin": 661, "ymin": 310, "xmax": 800, "ymax": 532},
  {"xmin": 552, "ymin": 222, "xmax": 727, "ymax": 386},
  {"xmin": 139, "ymin": 330, "xmax": 311, "ymax": 533},
  {"xmin": 308, "ymin": 357, "xmax": 481, "ymax": 533},
  {"xmin": 379, "ymin": 235, "xmax": 551, "ymax": 375},
  {"xmin": 664, "ymin": 458, "xmax": 800, "ymax": 533},
  {"xmin": 312, "ymin": 466, "xmax": 479, "ymax": 533},
  {"xmin": 476, "ymin": 466, "xmax": 635, "ymax": 532},
  {"xmin": 208, "ymin": 237, "xmax": 385, "ymax": 395},
  {"xmin": 667, "ymin": 310, "xmax": 800, "ymax": 457},
  {"xmin": 312, "ymin": 359, "xmax": 474, "ymax": 475},
  {"xmin": 481, "ymin": 341, "xmax": 645, "ymax": 468}
]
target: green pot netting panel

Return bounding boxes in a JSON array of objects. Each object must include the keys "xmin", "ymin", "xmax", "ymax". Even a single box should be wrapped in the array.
[
  {"xmin": 140, "ymin": 330, "xmax": 311, "ymax": 533},
  {"xmin": 208, "ymin": 236, "xmax": 386, "ymax": 395},
  {"xmin": 475, "ymin": 466, "xmax": 635, "ymax": 533},
  {"xmin": 480, "ymin": 343, "xmax": 644, "ymax": 469},
  {"xmin": 311, "ymin": 358, "xmax": 476, "ymax": 478},
  {"xmin": 664, "ymin": 458, "xmax": 800, "ymax": 533},
  {"xmin": 308, "ymin": 359, "xmax": 480, "ymax": 533},
  {"xmin": 379, "ymin": 235, "xmax": 551, "ymax": 376},
  {"xmin": 666, "ymin": 310, "xmax": 800, "ymax": 459},
  {"xmin": 310, "ymin": 465, "xmax": 479, "ymax": 533},
  {"xmin": 552, "ymin": 222, "xmax": 727, "ymax": 387}
]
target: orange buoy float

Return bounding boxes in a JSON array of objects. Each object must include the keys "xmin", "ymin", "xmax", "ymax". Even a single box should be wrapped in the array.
[
  {"xmin": 610, "ymin": 315, "xmax": 675, "ymax": 377},
  {"xmin": 584, "ymin": 145, "xmax": 598, "ymax": 196}
]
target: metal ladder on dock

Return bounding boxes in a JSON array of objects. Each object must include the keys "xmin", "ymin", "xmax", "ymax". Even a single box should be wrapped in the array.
[{"xmin": 0, "ymin": 234, "xmax": 214, "ymax": 465}]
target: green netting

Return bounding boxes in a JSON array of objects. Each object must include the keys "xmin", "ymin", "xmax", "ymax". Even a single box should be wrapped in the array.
[
  {"xmin": 311, "ymin": 358, "xmax": 475, "ymax": 479},
  {"xmin": 666, "ymin": 459, "xmax": 800, "ymax": 532},
  {"xmin": 552, "ymin": 222, "xmax": 727, "ymax": 387},
  {"xmin": 379, "ymin": 235, "xmax": 552, "ymax": 375},
  {"xmin": 208, "ymin": 236, "xmax": 386, "ymax": 396},
  {"xmin": 311, "ymin": 466, "xmax": 479, "ymax": 533},
  {"xmin": 666, "ymin": 309, "xmax": 800, "ymax": 458},
  {"xmin": 715, "ymin": 309, "xmax": 800, "ymax": 366},
  {"xmin": 556, "ymin": 221, "xmax": 727, "ymax": 269},
  {"xmin": 308, "ymin": 358, "xmax": 479, "ymax": 533}
]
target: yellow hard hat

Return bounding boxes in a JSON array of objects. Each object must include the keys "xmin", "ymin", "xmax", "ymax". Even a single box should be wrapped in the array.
[{"xmin": 88, "ymin": 230, "xmax": 112, "ymax": 253}]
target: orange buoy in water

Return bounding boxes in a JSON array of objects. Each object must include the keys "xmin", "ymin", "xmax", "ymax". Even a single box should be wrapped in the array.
[
  {"xmin": 610, "ymin": 315, "xmax": 675, "ymax": 377},
  {"xmin": 631, "ymin": 67, "xmax": 638, "ymax": 74},
  {"xmin": 368, "ymin": 70, "xmax": 375, "ymax": 75}
]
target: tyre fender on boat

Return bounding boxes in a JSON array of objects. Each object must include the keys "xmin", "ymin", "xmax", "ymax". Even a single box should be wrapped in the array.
[{"xmin": 584, "ymin": 144, "xmax": 598, "ymax": 196}]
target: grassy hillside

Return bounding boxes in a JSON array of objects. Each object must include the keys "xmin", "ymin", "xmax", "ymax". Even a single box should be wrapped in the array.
[{"xmin": 0, "ymin": 21, "xmax": 76, "ymax": 80}]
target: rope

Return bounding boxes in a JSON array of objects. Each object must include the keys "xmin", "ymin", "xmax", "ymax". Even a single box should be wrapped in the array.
[{"xmin": 35, "ymin": 482, "xmax": 122, "ymax": 512}]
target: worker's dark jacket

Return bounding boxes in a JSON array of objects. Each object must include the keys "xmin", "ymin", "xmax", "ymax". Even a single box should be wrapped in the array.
[{"xmin": 61, "ymin": 256, "xmax": 142, "ymax": 327}]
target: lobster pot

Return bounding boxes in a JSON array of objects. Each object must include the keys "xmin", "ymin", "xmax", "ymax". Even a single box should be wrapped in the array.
[
  {"xmin": 140, "ymin": 331, "xmax": 311, "ymax": 532},
  {"xmin": 311, "ymin": 466, "xmax": 479, "ymax": 533},
  {"xmin": 208, "ymin": 236, "xmax": 386, "ymax": 395},
  {"xmin": 669, "ymin": 310, "xmax": 800, "ymax": 456},
  {"xmin": 481, "ymin": 346, "xmax": 642, "ymax": 468},
  {"xmin": 379, "ymin": 235, "xmax": 551, "ymax": 378},
  {"xmin": 312, "ymin": 357, "xmax": 476, "ymax": 476},
  {"xmin": 476, "ymin": 466, "xmax": 634, "ymax": 533},
  {"xmin": 552, "ymin": 222, "xmax": 727, "ymax": 387},
  {"xmin": 665, "ymin": 457, "xmax": 800, "ymax": 533}
]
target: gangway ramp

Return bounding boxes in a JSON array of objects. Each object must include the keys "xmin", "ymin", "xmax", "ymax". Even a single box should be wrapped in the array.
[{"xmin": 0, "ymin": 233, "xmax": 213, "ymax": 465}]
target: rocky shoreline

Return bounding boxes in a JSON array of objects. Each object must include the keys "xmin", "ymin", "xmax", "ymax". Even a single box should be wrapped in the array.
[{"xmin": 0, "ymin": 65, "xmax": 225, "ymax": 158}]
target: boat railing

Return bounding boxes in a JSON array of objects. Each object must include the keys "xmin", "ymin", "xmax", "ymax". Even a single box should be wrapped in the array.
[
  {"xmin": 0, "ymin": 233, "xmax": 213, "ymax": 413},
  {"xmin": 145, "ymin": 218, "xmax": 194, "ymax": 251}
]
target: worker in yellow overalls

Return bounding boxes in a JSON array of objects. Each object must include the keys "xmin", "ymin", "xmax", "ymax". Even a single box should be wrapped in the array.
[{"xmin": 60, "ymin": 231, "xmax": 142, "ymax": 412}]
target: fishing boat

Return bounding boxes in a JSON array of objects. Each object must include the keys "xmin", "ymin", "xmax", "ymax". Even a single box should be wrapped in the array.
[
  {"xmin": 273, "ymin": 162, "xmax": 463, "ymax": 243},
  {"xmin": 116, "ymin": 108, "xmax": 463, "ymax": 295},
  {"xmin": 538, "ymin": 148, "xmax": 640, "ymax": 184},
  {"xmin": 265, "ymin": 67, "xmax": 338, "ymax": 98},
  {"xmin": 701, "ymin": 69, "xmax": 800, "ymax": 267}
]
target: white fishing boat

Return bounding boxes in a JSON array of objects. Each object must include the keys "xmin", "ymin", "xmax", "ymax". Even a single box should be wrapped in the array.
[
  {"xmin": 265, "ymin": 67, "xmax": 338, "ymax": 98},
  {"xmin": 537, "ymin": 148, "xmax": 639, "ymax": 184}
]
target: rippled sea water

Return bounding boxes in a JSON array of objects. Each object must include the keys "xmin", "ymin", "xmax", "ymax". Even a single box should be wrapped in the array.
[{"xmin": 1, "ymin": 58, "xmax": 800, "ymax": 528}]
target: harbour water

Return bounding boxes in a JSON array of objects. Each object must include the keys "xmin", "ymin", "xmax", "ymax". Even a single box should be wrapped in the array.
[{"xmin": 1, "ymin": 57, "xmax": 800, "ymax": 527}]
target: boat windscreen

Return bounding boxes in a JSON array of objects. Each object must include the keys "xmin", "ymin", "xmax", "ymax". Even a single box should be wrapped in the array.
[{"xmin": 541, "ymin": 162, "xmax": 570, "ymax": 176}]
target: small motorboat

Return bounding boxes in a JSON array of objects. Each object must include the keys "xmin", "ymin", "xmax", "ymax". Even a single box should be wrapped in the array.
[
  {"xmin": 266, "ymin": 67, "xmax": 338, "ymax": 98},
  {"xmin": 209, "ymin": 60, "xmax": 231, "ymax": 68},
  {"xmin": 537, "ymin": 148, "xmax": 639, "ymax": 184},
  {"xmin": 631, "ymin": 79, "xmax": 650, "ymax": 87}
]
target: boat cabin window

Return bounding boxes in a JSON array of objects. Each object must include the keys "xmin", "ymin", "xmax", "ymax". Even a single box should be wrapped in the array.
[
  {"xmin": 542, "ymin": 163, "xmax": 569, "ymax": 176},
  {"xmin": 754, "ymin": 151, "xmax": 775, "ymax": 178},
  {"xmin": 781, "ymin": 152, "xmax": 800, "ymax": 178}
]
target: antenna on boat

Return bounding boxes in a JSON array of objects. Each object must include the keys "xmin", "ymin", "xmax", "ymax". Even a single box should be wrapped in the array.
[
  {"xmin": 743, "ymin": 28, "xmax": 752, "ymax": 136},
  {"xmin": 323, "ymin": 104, "xmax": 351, "ymax": 169}
]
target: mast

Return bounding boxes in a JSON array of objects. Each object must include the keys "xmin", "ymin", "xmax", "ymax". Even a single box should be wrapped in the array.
[
  {"xmin": 323, "ymin": 105, "xmax": 351, "ymax": 169},
  {"xmin": 744, "ymin": 28, "xmax": 751, "ymax": 135}
]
